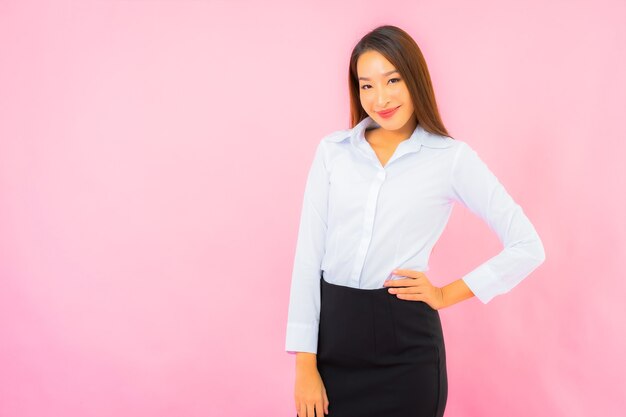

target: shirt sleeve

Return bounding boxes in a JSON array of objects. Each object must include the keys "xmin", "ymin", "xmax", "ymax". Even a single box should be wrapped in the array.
[
  {"xmin": 285, "ymin": 140, "xmax": 330, "ymax": 354},
  {"xmin": 450, "ymin": 141, "xmax": 546, "ymax": 304}
]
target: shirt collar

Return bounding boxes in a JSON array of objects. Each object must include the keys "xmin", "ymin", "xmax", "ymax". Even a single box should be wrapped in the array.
[{"xmin": 325, "ymin": 116, "xmax": 453, "ymax": 151}]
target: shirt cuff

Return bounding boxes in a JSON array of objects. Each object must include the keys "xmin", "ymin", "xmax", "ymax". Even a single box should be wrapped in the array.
[
  {"xmin": 285, "ymin": 322, "xmax": 319, "ymax": 354},
  {"xmin": 461, "ymin": 263, "xmax": 507, "ymax": 304}
]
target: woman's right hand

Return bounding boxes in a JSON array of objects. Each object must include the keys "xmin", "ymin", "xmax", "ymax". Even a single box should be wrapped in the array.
[{"xmin": 294, "ymin": 359, "xmax": 329, "ymax": 416}]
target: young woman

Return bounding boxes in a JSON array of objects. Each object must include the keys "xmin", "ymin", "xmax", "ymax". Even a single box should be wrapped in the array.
[{"xmin": 285, "ymin": 25, "xmax": 545, "ymax": 417}]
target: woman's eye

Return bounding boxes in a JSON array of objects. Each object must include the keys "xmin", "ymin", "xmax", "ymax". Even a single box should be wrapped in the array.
[{"xmin": 360, "ymin": 78, "xmax": 401, "ymax": 90}]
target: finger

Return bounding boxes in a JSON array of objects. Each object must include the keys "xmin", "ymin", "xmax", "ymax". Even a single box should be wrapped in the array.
[
  {"xmin": 397, "ymin": 292, "xmax": 424, "ymax": 301},
  {"xmin": 389, "ymin": 282, "xmax": 430, "ymax": 293},
  {"xmin": 323, "ymin": 388, "xmax": 329, "ymax": 414},
  {"xmin": 385, "ymin": 278, "xmax": 419, "ymax": 287},
  {"xmin": 392, "ymin": 277, "xmax": 431, "ymax": 289},
  {"xmin": 316, "ymin": 400, "xmax": 325, "ymax": 417},
  {"xmin": 392, "ymin": 269, "xmax": 425, "ymax": 279},
  {"xmin": 390, "ymin": 286, "xmax": 422, "ymax": 294},
  {"xmin": 400, "ymin": 280, "xmax": 431, "ymax": 289}
]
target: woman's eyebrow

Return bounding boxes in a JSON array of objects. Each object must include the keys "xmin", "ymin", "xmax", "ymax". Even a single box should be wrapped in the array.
[{"xmin": 358, "ymin": 70, "xmax": 399, "ymax": 81}]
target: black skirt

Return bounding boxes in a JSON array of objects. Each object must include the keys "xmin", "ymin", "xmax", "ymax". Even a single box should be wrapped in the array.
[{"xmin": 315, "ymin": 275, "xmax": 447, "ymax": 417}]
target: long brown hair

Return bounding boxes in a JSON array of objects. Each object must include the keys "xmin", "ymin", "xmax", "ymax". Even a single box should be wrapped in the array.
[{"xmin": 348, "ymin": 25, "xmax": 451, "ymax": 138}]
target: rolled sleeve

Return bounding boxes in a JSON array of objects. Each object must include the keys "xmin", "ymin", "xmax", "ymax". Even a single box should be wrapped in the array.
[
  {"xmin": 450, "ymin": 142, "xmax": 546, "ymax": 304},
  {"xmin": 285, "ymin": 140, "xmax": 330, "ymax": 354}
]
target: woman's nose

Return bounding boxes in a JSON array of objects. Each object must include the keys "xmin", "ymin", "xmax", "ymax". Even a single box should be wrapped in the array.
[{"xmin": 377, "ymin": 91, "xmax": 390, "ymax": 106}]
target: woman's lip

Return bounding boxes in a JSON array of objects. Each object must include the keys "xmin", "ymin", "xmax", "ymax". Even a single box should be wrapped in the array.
[{"xmin": 377, "ymin": 106, "xmax": 400, "ymax": 117}]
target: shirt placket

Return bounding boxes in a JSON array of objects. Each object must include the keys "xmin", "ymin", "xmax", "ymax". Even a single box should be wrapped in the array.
[{"xmin": 350, "ymin": 144, "xmax": 387, "ymax": 288}]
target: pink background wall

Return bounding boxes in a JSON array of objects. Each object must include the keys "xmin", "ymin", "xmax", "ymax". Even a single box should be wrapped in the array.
[{"xmin": 1, "ymin": 0, "xmax": 624, "ymax": 416}]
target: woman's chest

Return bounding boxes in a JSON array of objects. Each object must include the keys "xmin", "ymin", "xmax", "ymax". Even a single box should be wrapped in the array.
[
  {"xmin": 327, "ymin": 152, "xmax": 453, "ymax": 217},
  {"xmin": 369, "ymin": 143, "xmax": 397, "ymax": 168}
]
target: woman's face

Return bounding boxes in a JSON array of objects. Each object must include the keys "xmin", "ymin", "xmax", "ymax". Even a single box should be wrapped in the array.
[{"xmin": 357, "ymin": 50, "xmax": 416, "ymax": 134}]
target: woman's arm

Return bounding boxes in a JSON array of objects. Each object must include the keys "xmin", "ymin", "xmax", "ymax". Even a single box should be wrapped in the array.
[
  {"xmin": 296, "ymin": 352, "xmax": 317, "ymax": 367},
  {"xmin": 440, "ymin": 278, "xmax": 475, "ymax": 308},
  {"xmin": 285, "ymin": 139, "xmax": 331, "ymax": 354},
  {"xmin": 449, "ymin": 141, "xmax": 546, "ymax": 304}
]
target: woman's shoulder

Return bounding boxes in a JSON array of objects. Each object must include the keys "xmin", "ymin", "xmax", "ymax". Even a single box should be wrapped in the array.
[
  {"xmin": 321, "ymin": 128, "xmax": 351, "ymax": 144},
  {"xmin": 419, "ymin": 127, "xmax": 460, "ymax": 150}
]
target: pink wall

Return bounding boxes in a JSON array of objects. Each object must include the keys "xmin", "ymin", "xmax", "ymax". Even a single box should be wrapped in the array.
[{"xmin": 1, "ymin": 0, "xmax": 624, "ymax": 416}]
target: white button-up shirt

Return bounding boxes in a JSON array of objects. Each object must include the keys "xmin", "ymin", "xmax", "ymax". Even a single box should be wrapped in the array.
[{"xmin": 285, "ymin": 116, "xmax": 546, "ymax": 354}]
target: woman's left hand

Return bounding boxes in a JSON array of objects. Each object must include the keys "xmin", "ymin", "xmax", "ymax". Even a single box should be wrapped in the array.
[{"xmin": 383, "ymin": 269, "xmax": 446, "ymax": 310}]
